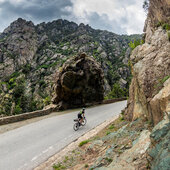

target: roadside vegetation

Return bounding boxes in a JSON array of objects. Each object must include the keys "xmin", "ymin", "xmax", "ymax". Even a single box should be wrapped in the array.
[{"xmin": 104, "ymin": 83, "xmax": 128, "ymax": 100}]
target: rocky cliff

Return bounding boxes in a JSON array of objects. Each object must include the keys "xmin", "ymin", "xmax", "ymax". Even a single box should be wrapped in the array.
[
  {"xmin": 124, "ymin": 1, "xmax": 170, "ymax": 169},
  {"xmin": 0, "ymin": 18, "xmax": 140, "ymax": 115},
  {"xmin": 125, "ymin": 0, "xmax": 170, "ymax": 125}
]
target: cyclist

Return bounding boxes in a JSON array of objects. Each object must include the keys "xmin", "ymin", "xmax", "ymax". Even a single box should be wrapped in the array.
[{"xmin": 78, "ymin": 108, "xmax": 85, "ymax": 125}]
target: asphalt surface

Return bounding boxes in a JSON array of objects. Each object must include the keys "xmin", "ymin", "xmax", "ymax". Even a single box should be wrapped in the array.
[{"xmin": 0, "ymin": 100, "xmax": 126, "ymax": 170}]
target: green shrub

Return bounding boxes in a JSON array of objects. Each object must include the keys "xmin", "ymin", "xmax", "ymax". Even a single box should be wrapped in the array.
[
  {"xmin": 9, "ymin": 78, "xmax": 17, "ymax": 89},
  {"xmin": 108, "ymin": 125, "xmax": 114, "ymax": 130},
  {"xmin": 79, "ymin": 140, "xmax": 90, "ymax": 147},
  {"xmin": 13, "ymin": 105, "xmax": 22, "ymax": 114},
  {"xmin": 105, "ymin": 83, "xmax": 128, "ymax": 99},
  {"xmin": 29, "ymin": 100, "xmax": 37, "ymax": 111},
  {"xmin": 156, "ymin": 22, "xmax": 170, "ymax": 41},
  {"xmin": 13, "ymin": 84, "xmax": 25, "ymax": 99},
  {"xmin": 120, "ymin": 116, "xmax": 124, "ymax": 121},
  {"xmin": 10, "ymin": 72, "xmax": 21, "ymax": 79},
  {"xmin": 63, "ymin": 156, "xmax": 69, "ymax": 163},
  {"xmin": 155, "ymin": 75, "xmax": 170, "ymax": 90},
  {"xmin": 39, "ymin": 80, "xmax": 46, "ymax": 88},
  {"xmin": 4, "ymin": 101, "xmax": 12, "ymax": 115},
  {"xmin": 43, "ymin": 96, "xmax": 51, "ymax": 105},
  {"xmin": 105, "ymin": 157, "xmax": 113, "ymax": 163},
  {"xmin": 162, "ymin": 75, "xmax": 170, "ymax": 83},
  {"xmin": 162, "ymin": 23, "xmax": 170, "ymax": 31},
  {"xmin": 22, "ymin": 64, "xmax": 31, "ymax": 74},
  {"xmin": 107, "ymin": 70, "xmax": 120, "ymax": 85},
  {"xmin": 128, "ymin": 39, "xmax": 144, "ymax": 50},
  {"xmin": 106, "ymin": 131, "xmax": 111, "ymax": 135},
  {"xmin": 53, "ymin": 163, "xmax": 65, "ymax": 170},
  {"xmin": 84, "ymin": 164, "xmax": 89, "ymax": 168}
]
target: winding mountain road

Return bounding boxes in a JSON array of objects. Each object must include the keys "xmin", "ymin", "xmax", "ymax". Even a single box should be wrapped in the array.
[{"xmin": 0, "ymin": 100, "xmax": 126, "ymax": 170}]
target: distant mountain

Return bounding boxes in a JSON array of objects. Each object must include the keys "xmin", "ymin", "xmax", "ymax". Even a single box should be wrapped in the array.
[{"xmin": 0, "ymin": 18, "xmax": 141, "ymax": 115}]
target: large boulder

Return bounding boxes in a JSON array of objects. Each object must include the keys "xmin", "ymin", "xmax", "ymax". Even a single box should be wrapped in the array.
[{"xmin": 53, "ymin": 53, "xmax": 104, "ymax": 109}]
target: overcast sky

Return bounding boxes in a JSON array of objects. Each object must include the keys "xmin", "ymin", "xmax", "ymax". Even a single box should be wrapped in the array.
[{"xmin": 0, "ymin": 0, "xmax": 146, "ymax": 35}]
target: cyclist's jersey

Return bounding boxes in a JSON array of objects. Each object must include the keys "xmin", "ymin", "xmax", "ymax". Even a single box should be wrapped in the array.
[{"xmin": 79, "ymin": 110, "xmax": 84, "ymax": 115}]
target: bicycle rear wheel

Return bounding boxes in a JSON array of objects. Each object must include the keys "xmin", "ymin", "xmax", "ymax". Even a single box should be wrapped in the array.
[{"xmin": 81, "ymin": 118, "xmax": 87, "ymax": 126}]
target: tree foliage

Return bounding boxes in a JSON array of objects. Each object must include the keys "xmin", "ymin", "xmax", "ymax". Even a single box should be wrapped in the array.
[
  {"xmin": 104, "ymin": 83, "xmax": 128, "ymax": 100},
  {"xmin": 143, "ymin": 0, "xmax": 149, "ymax": 13}
]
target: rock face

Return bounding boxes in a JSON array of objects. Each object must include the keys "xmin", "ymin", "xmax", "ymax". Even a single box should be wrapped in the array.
[
  {"xmin": 103, "ymin": 130, "xmax": 151, "ymax": 170},
  {"xmin": 53, "ymin": 53, "xmax": 104, "ymax": 109},
  {"xmin": 146, "ymin": 0, "xmax": 170, "ymax": 29},
  {"xmin": 125, "ymin": 1, "xmax": 170, "ymax": 169},
  {"xmin": 147, "ymin": 117, "xmax": 170, "ymax": 170},
  {"xmin": 150, "ymin": 79, "xmax": 170, "ymax": 125},
  {"xmin": 125, "ymin": 0, "xmax": 170, "ymax": 125}
]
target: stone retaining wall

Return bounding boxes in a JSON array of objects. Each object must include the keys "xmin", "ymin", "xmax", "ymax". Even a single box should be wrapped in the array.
[
  {"xmin": 102, "ymin": 98, "xmax": 127, "ymax": 104},
  {"xmin": 0, "ymin": 108, "xmax": 53, "ymax": 125},
  {"xmin": 0, "ymin": 98, "xmax": 126, "ymax": 125}
]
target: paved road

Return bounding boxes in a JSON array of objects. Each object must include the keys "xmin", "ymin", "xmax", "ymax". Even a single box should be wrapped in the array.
[{"xmin": 0, "ymin": 101, "xmax": 126, "ymax": 170}]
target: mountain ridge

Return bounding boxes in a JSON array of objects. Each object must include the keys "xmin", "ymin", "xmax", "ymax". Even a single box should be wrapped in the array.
[{"xmin": 0, "ymin": 18, "xmax": 141, "ymax": 115}]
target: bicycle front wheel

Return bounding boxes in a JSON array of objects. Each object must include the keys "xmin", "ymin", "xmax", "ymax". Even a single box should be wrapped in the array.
[{"xmin": 73, "ymin": 123, "xmax": 79, "ymax": 131}]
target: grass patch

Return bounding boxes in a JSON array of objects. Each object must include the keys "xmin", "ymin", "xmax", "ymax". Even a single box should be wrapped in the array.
[
  {"xmin": 63, "ymin": 156, "xmax": 69, "ymax": 163},
  {"xmin": 106, "ymin": 131, "xmax": 111, "ymax": 135},
  {"xmin": 53, "ymin": 163, "xmax": 66, "ymax": 170},
  {"xmin": 162, "ymin": 75, "xmax": 170, "ymax": 83},
  {"xmin": 84, "ymin": 164, "xmax": 89, "ymax": 168},
  {"xmin": 108, "ymin": 124, "xmax": 114, "ymax": 130},
  {"xmin": 154, "ymin": 75, "xmax": 170, "ymax": 90},
  {"xmin": 119, "ymin": 110, "xmax": 125, "ymax": 121},
  {"xmin": 120, "ymin": 116, "xmax": 125, "ymax": 121},
  {"xmin": 79, "ymin": 140, "xmax": 90, "ymax": 147},
  {"xmin": 105, "ymin": 157, "xmax": 113, "ymax": 163},
  {"xmin": 162, "ymin": 23, "xmax": 170, "ymax": 31}
]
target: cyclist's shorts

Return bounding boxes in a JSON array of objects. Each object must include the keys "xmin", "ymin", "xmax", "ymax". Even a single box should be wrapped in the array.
[{"xmin": 78, "ymin": 113, "xmax": 82, "ymax": 119}]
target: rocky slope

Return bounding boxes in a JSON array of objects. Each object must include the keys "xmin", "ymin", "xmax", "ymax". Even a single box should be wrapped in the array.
[
  {"xmin": 48, "ymin": 113, "xmax": 169, "ymax": 170},
  {"xmin": 0, "ymin": 18, "xmax": 140, "ymax": 115}
]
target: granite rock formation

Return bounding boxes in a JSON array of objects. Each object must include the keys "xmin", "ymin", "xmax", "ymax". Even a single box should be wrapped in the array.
[
  {"xmin": 53, "ymin": 53, "xmax": 104, "ymax": 109},
  {"xmin": 125, "ymin": 0, "xmax": 170, "ymax": 169},
  {"xmin": 125, "ymin": 0, "xmax": 170, "ymax": 125}
]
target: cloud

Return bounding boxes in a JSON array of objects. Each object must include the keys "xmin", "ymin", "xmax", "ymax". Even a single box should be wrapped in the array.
[
  {"xmin": 80, "ymin": 12, "xmax": 127, "ymax": 34},
  {"xmin": 0, "ymin": 0, "xmax": 146, "ymax": 35},
  {"xmin": 0, "ymin": 0, "xmax": 73, "ymax": 32},
  {"xmin": 69, "ymin": 0, "xmax": 146, "ymax": 34}
]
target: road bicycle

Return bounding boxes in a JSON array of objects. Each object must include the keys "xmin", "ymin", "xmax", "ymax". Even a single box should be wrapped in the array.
[{"xmin": 73, "ymin": 116, "xmax": 87, "ymax": 131}]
